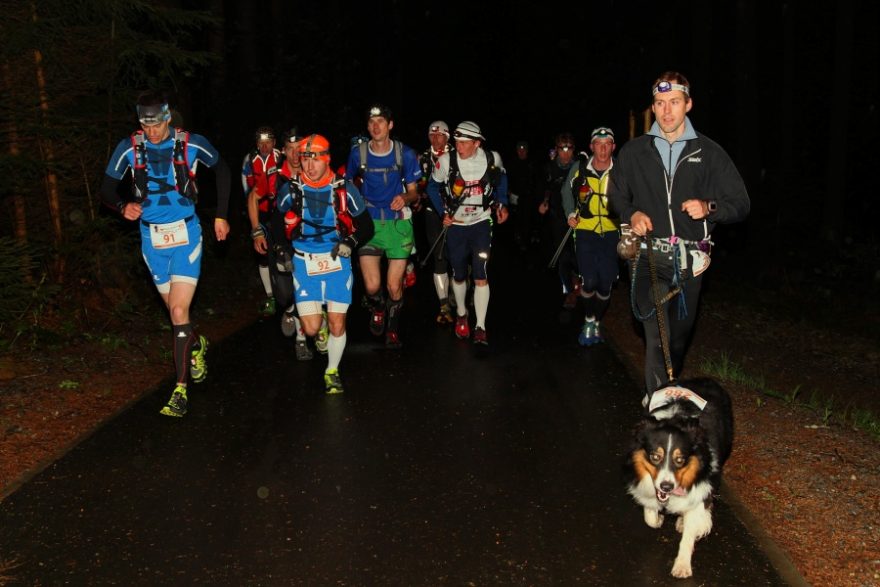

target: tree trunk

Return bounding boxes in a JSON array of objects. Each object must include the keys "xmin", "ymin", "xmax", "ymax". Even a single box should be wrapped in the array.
[
  {"xmin": 2, "ymin": 61, "xmax": 28, "ymax": 249},
  {"xmin": 31, "ymin": 3, "xmax": 64, "ymax": 280},
  {"xmin": 822, "ymin": 0, "xmax": 855, "ymax": 242}
]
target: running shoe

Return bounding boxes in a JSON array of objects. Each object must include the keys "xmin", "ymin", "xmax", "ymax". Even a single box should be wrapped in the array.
[
  {"xmin": 190, "ymin": 335, "xmax": 208, "ymax": 383},
  {"xmin": 324, "ymin": 369, "xmax": 344, "ymax": 395},
  {"xmin": 295, "ymin": 339, "xmax": 313, "ymax": 361},
  {"xmin": 369, "ymin": 307, "xmax": 386, "ymax": 337},
  {"xmin": 159, "ymin": 385, "xmax": 188, "ymax": 417},
  {"xmin": 578, "ymin": 321, "xmax": 597, "ymax": 347},
  {"xmin": 592, "ymin": 321, "xmax": 604, "ymax": 344},
  {"xmin": 280, "ymin": 310, "xmax": 297, "ymax": 337},
  {"xmin": 259, "ymin": 296, "xmax": 276, "ymax": 316},
  {"xmin": 436, "ymin": 304, "xmax": 454, "ymax": 325},
  {"xmin": 316, "ymin": 311, "xmax": 329, "ymax": 354},
  {"xmin": 473, "ymin": 326, "xmax": 488, "ymax": 346},
  {"xmin": 454, "ymin": 314, "xmax": 470, "ymax": 339},
  {"xmin": 385, "ymin": 330, "xmax": 402, "ymax": 349}
]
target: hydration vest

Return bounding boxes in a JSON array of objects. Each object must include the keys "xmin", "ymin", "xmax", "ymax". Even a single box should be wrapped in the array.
[
  {"xmin": 443, "ymin": 148, "xmax": 501, "ymax": 211},
  {"xmin": 282, "ymin": 174, "xmax": 355, "ymax": 241},
  {"xmin": 130, "ymin": 128, "xmax": 197, "ymax": 202},
  {"xmin": 355, "ymin": 139, "xmax": 405, "ymax": 189}
]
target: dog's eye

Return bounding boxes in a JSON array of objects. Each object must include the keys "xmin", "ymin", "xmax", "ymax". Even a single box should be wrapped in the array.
[
  {"xmin": 673, "ymin": 455, "xmax": 687, "ymax": 467},
  {"xmin": 649, "ymin": 452, "xmax": 663, "ymax": 464}
]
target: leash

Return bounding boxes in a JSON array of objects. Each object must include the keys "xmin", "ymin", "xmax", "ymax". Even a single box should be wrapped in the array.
[{"xmin": 645, "ymin": 230, "xmax": 675, "ymax": 384}]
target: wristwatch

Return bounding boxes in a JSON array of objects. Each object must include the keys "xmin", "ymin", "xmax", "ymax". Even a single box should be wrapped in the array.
[{"xmin": 707, "ymin": 200, "xmax": 718, "ymax": 214}]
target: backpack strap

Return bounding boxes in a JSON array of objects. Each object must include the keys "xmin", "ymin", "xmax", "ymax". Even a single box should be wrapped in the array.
[
  {"xmin": 130, "ymin": 131, "xmax": 148, "ymax": 202},
  {"xmin": 172, "ymin": 128, "xmax": 198, "ymax": 202}
]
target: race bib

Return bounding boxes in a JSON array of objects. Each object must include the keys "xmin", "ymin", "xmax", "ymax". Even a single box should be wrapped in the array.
[
  {"xmin": 149, "ymin": 219, "xmax": 190, "ymax": 249},
  {"xmin": 304, "ymin": 251, "xmax": 342, "ymax": 276}
]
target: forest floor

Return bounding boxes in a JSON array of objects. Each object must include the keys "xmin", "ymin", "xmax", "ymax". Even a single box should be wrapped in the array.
[{"xmin": 1, "ymin": 236, "xmax": 879, "ymax": 586}]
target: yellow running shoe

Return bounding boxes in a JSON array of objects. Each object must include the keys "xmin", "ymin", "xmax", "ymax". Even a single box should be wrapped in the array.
[
  {"xmin": 324, "ymin": 369, "xmax": 344, "ymax": 395},
  {"xmin": 190, "ymin": 335, "xmax": 208, "ymax": 383},
  {"xmin": 160, "ymin": 385, "xmax": 188, "ymax": 417}
]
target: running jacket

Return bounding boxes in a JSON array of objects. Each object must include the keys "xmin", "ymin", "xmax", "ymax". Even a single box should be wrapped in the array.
[{"xmin": 610, "ymin": 132, "xmax": 750, "ymax": 241}]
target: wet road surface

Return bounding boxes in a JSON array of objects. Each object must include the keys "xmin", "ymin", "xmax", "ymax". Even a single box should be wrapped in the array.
[{"xmin": 0, "ymin": 227, "xmax": 792, "ymax": 585}]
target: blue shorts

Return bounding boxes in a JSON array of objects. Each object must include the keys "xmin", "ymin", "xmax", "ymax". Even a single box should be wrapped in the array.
[
  {"xmin": 447, "ymin": 221, "xmax": 492, "ymax": 281},
  {"xmin": 292, "ymin": 252, "xmax": 354, "ymax": 310},
  {"xmin": 140, "ymin": 216, "xmax": 203, "ymax": 290}
]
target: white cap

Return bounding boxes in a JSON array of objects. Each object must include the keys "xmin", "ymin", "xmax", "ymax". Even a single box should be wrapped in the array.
[
  {"xmin": 453, "ymin": 121, "xmax": 484, "ymax": 141},
  {"xmin": 428, "ymin": 120, "xmax": 449, "ymax": 136}
]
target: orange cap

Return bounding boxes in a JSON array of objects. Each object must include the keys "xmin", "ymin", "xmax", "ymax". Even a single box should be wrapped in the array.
[{"xmin": 298, "ymin": 134, "xmax": 331, "ymax": 162}]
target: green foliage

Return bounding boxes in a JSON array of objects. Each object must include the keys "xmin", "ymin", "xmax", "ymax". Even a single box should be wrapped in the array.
[
  {"xmin": 58, "ymin": 380, "xmax": 80, "ymax": 390},
  {"xmin": 700, "ymin": 353, "xmax": 880, "ymax": 441}
]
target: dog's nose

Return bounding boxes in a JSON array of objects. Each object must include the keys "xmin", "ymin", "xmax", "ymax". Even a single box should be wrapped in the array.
[{"xmin": 660, "ymin": 481, "xmax": 675, "ymax": 493}]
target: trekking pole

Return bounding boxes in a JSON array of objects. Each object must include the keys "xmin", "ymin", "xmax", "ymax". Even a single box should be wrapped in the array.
[
  {"xmin": 420, "ymin": 225, "xmax": 449, "ymax": 268},
  {"xmin": 548, "ymin": 225, "xmax": 574, "ymax": 269}
]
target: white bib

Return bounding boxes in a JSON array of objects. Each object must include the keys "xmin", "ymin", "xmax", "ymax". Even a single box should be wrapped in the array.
[
  {"xmin": 149, "ymin": 219, "xmax": 190, "ymax": 249},
  {"xmin": 303, "ymin": 251, "xmax": 342, "ymax": 276}
]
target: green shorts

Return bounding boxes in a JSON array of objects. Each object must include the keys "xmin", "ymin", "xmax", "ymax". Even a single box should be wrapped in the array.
[{"xmin": 359, "ymin": 219, "xmax": 414, "ymax": 259}]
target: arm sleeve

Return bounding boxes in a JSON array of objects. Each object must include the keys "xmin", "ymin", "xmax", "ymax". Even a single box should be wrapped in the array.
[
  {"xmin": 707, "ymin": 148, "xmax": 750, "ymax": 224},
  {"xmin": 608, "ymin": 150, "xmax": 637, "ymax": 223},
  {"xmin": 348, "ymin": 208, "xmax": 374, "ymax": 249},
  {"xmin": 100, "ymin": 175, "xmax": 125, "ymax": 214},
  {"xmin": 561, "ymin": 165, "xmax": 578, "ymax": 217}
]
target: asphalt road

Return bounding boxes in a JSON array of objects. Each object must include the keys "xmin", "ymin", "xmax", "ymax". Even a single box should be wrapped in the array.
[{"xmin": 0, "ymin": 223, "xmax": 791, "ymax": 585}]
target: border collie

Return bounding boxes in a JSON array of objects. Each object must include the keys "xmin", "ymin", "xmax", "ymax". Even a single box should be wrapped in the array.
[{"xmin": 626, "ymin": 378, "xmax": 734, "ymax": 578}]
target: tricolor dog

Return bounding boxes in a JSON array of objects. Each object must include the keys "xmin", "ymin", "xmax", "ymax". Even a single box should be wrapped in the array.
[{"xmin": 627, "ymin": 378, "xmax": 734, "ymax": 578}]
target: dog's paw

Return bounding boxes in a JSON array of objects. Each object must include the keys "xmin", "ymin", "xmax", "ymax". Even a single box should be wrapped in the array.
[
  {"xmin": 644, "ymin": 508, "xmax": 664, "ymax": 528},
  {"xmin": 675, "ymin": 516, "xmax": 684, "ymax": 533},
  {"xmin": 671, "ymin": 557, "xmax": 693, "ymax": 578}
]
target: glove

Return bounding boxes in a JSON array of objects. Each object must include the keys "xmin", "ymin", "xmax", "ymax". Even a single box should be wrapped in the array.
[{"xmin": 331, "ymin": 242, "xmax": 352, "ymax": 260}]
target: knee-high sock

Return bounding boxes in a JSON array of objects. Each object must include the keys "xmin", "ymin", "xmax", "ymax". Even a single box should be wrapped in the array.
[
  {"xmin": 258, "ymin": 265, "xmax": 272, "ymax": 296},
  {"xmin": 172, "ymin": 323, "xmax": 195, "ymax": 385},
  {"xmin": 474, "ymin": 284, "xmax": 490, "ymax": 329},
  {"xmin": 594, "ymin": 291, "xmax": 612, "ymax": 321},
  {"xmin": 433, "ymin": 272, "xmax": 449, "ymax": 304},
  {"xmin": 452, "ymin": 280, "xmax": 468, "ymax": 317},
  {"xmin": 327, "ymin": 332, "xmax": 346, "ymax": 371}
]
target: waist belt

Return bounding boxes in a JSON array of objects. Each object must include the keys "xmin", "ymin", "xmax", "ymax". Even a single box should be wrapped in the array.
[
  {"xmin": 141, "ymin": 215, "xmax": 194, "ymax": 227},
  {"xmin": 640, "ymin": 237, "xmax": 709, "ymax": 254}
]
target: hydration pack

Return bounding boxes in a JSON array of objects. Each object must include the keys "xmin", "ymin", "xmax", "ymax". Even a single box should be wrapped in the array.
[
  {"xmin": 282, "ymin": 174, "xmax": 355, "ymax": 241},
  {"xmin": 130, "ymin": 128, "xmax": 197, "ymax": 202}
]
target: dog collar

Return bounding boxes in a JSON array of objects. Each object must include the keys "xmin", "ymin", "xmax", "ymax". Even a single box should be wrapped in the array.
[{"xmin": 648, "ymin": 385, "xmax": 708, "ymax": 413}]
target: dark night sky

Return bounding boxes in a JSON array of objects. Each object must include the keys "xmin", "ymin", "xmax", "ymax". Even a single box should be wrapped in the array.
[{"xmin": 176, "ymin": 0, "xmax": 877, "ymax": 242}]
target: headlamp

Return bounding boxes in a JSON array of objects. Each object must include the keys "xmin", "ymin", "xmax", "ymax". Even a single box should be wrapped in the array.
[
  {"xmin": 137, "ymin": 103, "xmax": 171, "ymax": 125},
  {"xmin": 653, "ymin": 81, "xmax": 690, "ymax": 96}
]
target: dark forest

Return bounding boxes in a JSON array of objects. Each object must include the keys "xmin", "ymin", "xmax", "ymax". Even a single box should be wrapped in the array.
[{"xmin": 0, "ymin": 0, "xmax": 877, "ymax": 344}]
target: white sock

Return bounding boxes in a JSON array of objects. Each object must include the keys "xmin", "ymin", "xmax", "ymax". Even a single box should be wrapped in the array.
[
  {"xmin": 452, "ymin": 280, "xmax": 468, "ymax": 316},
  {"xmin": 433, "ymin": 272, "xmax": 449, "ymax": 302},
  {"xmin": 474, "ymin": 284, "xmax": 490, "ymax": 329},
  {"xmin": 327, "ymin": 332, "xmax": 346, "ymax": 371},
  {"xmin": 258, "ymin": 265, "xmax": 272, "ymax": 296}
]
